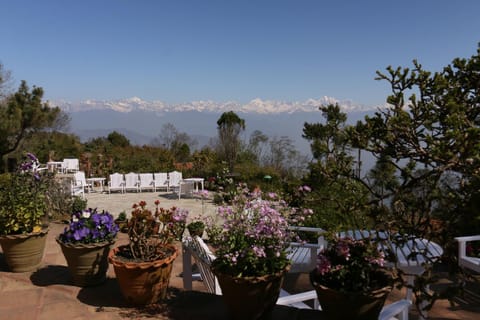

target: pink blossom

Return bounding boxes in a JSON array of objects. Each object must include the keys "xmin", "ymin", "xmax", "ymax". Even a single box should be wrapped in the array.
[{"xmin": 316, "ymin": 254, "xmax": 332, "ymax": 275}]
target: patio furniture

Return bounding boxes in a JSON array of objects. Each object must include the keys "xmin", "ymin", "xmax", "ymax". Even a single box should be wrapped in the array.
[
  {"xmin": 71, "ymin": 179, "xmax": 85, "ymax": 199},
  {"xmin": 177, "ymin": 180, "xmax": 195, "ymax": 199},
  {"xmin": 339, "ymin": 230, "xmax": 443, "ymax": 320},
  {"xmin": 73, "ymin": 171, "xmax": 92, "ymax": 194},
  {"xmin": 153, "ymin": 172, "xmax": 169, "ymax": 192},
  {"xmin": 63, "ymin": 158, "xmax": 79, "ymax": 173},
  {"xmin": 108, "ymin": 173, "xmax": 125, "ymax": 193},
  {"xmin": 455, "ymin": 235, "xmax": 480, "ymax": 273},
  {"xmin": 86, "ymin": 177, "xmax": 106, "ymax": 192},
  {"xmin": 182, "ymin": 236, "xmax": 315, "ymax": 309},
  {"xmin": 287, "ymin": 226, "xmax": 326, "ymax": 273},
  {"xmin": 138, "ymin": 173, "xmax": 155, "ymax": 192},
  {"xmin": 183, "ymin": 177, "xmax": 205, "ymax": 192},
  {"xmin": 168, "ymin": 170, "xmax": 183, "ymax": 193},
  {"xmin": 182, "ymin": 236, "xmax": 411, "ymax": 319},
  {"xmin": 124, "ymin": 172, "xmax": 139, "ymax": 192},
  {"xmin": 47, "ymin": 161, "xmax": 64, "ymax": 173}
]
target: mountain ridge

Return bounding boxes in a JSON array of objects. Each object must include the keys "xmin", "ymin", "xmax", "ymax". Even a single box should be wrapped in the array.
[{"xmin": 52, "ymin": 96, "xmax": 385, "ymax": 114}]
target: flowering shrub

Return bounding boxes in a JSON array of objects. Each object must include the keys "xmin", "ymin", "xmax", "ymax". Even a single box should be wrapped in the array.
[
  {"xmin": 210, "ymin": 184, "xmax": 312, "ymax": 277},
  {"xmin": 58, "ymin": 208, "xmax": 118, "ymax": 244},
  {"xmin": 311, "ymin": 236, "xmax": 392, "ymax": 294},
  {"xmin": 0, "ymin": 152, "xmax": 54, "ymax": 235},
  {"xmin": 123, "ymin": 200, "xmax": 188, "ymax": 261}
]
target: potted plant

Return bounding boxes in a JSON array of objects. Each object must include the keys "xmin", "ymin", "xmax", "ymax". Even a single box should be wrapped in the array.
[
  {"xmin": 56, "ymin": 208, "xmax": 119, "ymax": 286},
  {"xmin": 309, "ymin": 236, "xmax": 395, "ymax": 319},
  {"xmin": 187, "ymin": 220, "xmax": 205, "ymax": 238},
  {"xmin": 114, "ymin": 211, "xmax": 128, "ymax": 233},
  {"xmin": 0, "ymin": 152, "xmax": 53, "ymax": 272},
  {"xmin": 209, "ymin": 184, "xmax": 312, "ymax": 320},
  {"xmin": 108, "ymin": 200, "xmax": 188, "ymax": 305}
]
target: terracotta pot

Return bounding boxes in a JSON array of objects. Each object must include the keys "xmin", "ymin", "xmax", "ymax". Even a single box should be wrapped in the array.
[
  {"xmin": 0, "ymin": 228, "xmax": 48, "ymax": 272},
  {"xmin": 57, "ymin": 238, "xmax": 115, "ymax": 286},
  {"xmin": 108, "ymin": 244, "xmax": 178, "ymax": 305},
  {"xmin": 212, "ymin": 267, "xmax": 288, "ymax": 320},
  {"xmin": 310, "ymin": 271, "xmax": 392, "ymax": 320}
]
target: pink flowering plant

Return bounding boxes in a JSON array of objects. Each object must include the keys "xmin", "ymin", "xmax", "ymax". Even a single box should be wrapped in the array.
[
  {"xmin": 58, "ymin": 208, "xmax": 118, "ymax": 244},
  {"xmin": 210, "ymin": 184, "xmax": 312, "ymax": 277},
  {"xmin": 311, "ymin": 236, "xmax": 393, "ymax": 294}
]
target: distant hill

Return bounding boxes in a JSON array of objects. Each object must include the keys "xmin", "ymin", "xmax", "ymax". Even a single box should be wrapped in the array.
[{"xmin": 66, "ymin": 109, "xmax": 375, "ymax": 156}]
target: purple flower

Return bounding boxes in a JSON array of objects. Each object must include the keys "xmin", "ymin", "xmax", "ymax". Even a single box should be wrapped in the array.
[
  {"xmin": 26, "ymin": 153, "xmax": 38, "ymax": 162},
  {"xmin": 73, "ymin": 227, "xmax": 90, "ymax": 241},
  {"xmin": 59, "ymin": 208, "xmax": 118, "ymax": 244}
]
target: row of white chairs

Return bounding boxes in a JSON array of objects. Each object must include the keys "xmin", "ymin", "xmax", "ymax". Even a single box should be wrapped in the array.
[{"xmin": 107, "ymin": 171, "xmax": 194, "ymax": 199}]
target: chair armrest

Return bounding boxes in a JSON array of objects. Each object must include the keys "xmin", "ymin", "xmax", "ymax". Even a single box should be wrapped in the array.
[
  {"xmin": 455, "ymin": 235, "xmax": 480, "ymax": 243},
  {"xmin": 455, "ymin": 235, "xmax": 480, "ymax": 260},
  {"xmin": 276, "ymin": 290, "xmax": 318, "ymax": 309},
  {"xmin": 379, "ymin": 299, "xmax": 411, "ymax": 320}
]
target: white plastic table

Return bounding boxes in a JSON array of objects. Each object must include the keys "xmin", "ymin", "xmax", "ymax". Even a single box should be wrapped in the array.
[
  {"xmin": 86, "ymin": 177, "xmax": 106, "ymax": 192},
  {"xmin": 183, "ymin": 178, "xmax": 204, "ymax": 192}
]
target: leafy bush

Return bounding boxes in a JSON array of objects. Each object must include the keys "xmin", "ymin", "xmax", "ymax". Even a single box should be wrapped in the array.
[{"xmin": 0, "ymin": 153, "xmax": 54, "ymax": 235}]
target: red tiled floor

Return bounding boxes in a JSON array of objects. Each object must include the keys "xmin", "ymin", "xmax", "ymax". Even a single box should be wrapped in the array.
[{"xmin": 1, "ymin": 222, "xmax": 479, "ymax": 319}]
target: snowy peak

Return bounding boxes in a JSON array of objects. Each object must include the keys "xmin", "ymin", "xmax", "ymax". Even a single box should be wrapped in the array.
[{"xmin": 49, "ymin": 96, "xmax": 382, "ymax": 114}]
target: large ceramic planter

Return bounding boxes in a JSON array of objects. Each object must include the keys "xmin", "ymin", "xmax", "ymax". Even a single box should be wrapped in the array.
[
  {"xmin": 310, "ymin": 271, "xmax": 392, "ymax": 320},
  {"xmin": 108, "ymin": 244, "xmax": 178, "ymax": 305},
  {"xmin": 212, "ymin": 267, "xmax": 288, "ymax": 320},
  {"xmin": 0, "ymin": 228, "xmax": 49, "ymax": 272},
  {"xmin": 56, "ymin": 238, "xmax": 115, "ymax": 287}
]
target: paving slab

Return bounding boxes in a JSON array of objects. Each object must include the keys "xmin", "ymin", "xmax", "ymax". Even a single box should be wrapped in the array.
[{"xmin": 0, "ymin": 192, "xmax": 478, "ymax": 319}]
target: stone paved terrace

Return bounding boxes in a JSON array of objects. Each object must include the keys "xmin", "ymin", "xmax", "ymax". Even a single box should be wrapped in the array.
[{"xmin": 0, "ymin": 191, "xmax": 479, "ymax": 319}]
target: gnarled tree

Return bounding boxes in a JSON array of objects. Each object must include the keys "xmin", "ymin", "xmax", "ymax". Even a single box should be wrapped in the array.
[{"xmin": 0, "ymin": 80, "xmax": 65, "ymax": 170}]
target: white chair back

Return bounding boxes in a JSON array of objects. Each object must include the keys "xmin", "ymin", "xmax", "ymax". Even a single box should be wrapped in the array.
[
  {"xmin": 168, "ymin": 170, "xmax": 182, "ymax": 188},
  {"xmin": 108, "ymin": 173, "xmax": 125, "ymax": 193},
  {"xmin": 139, "ymin": 173, "xmax": 154, "ymax": 192},
  {"xmin": 63, "ymin": 158, "xmax": 79, "ymax": 173},
  {"xmin": 124, "ymin": 172, "xmax": 139, "ymax": 192},
  {"xmin": 154, "ymin": 172, "xmax": 169, "ymax": 191}
]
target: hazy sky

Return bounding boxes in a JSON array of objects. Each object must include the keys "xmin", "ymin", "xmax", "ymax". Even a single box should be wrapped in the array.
[{"xmin": 1, "ymin": 0, "xmax": 479, "ymax": 106}]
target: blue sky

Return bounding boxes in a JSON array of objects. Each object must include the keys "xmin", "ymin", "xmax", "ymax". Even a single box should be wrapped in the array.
[{"xmin": 1, "ymin": 0, "xmax": 479, "ymax": 106}]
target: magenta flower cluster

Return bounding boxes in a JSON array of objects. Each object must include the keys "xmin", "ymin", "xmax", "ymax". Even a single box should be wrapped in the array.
[
  {"xmin": 312, "ymin": 236, "xmax": 389, "ymax": 293},
  {"xmin": 211, "ymin": 184, "xmax": 312, "ymax": 277},
  {"xmin": 59, "ymin": 208, "xmax": 119, "ymax": 244}
]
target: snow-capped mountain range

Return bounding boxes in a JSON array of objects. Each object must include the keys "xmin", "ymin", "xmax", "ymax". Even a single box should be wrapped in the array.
[
  {"xmin": 51, "ymin": 96, "xmax": 383, "ymax": 114},
  {"xmin": 52, "ymin": 96, "xmax": 383, "ymax": 155}
]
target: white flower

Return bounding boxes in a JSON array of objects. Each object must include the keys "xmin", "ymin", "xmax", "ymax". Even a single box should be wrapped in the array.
[
  {"xmin": 72, "ymin": 215, "xmax": 79, "ymax": 222},
  {"xmin": 82, "ymin": 210, "xmax": 91, "ymax": 219}
]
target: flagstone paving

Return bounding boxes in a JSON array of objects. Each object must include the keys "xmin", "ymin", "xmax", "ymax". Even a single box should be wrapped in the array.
[{"xmin": 0, "ymin": 191, "xmax": 478, "ymax": 319}]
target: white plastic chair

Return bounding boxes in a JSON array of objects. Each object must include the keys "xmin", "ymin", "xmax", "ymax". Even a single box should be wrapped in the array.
[
  {"xmin": 168, "ymin": 170, "xmax": 183, "ymax": 192},
  {"xmin": 181, "ymin": 236, "xmax": 410, "ymax": 318},
  {"xmin": 154, "ymin": 172, "xmax": 169, "ymax": 192},
  {"xmin": 108, "ymin": 173, "xmax": 125, "ymax": 194},
  {"xmin": 182, "ymin": 236, "xmax": 315, "ymax": 308},
  {"xmin": 124, "ymin": 172, "xmax": 139, "ymax": 192},
  {"xmin": 455, "ymin": 235, "xmax": 480, "ymax": 272},
  {"xmin": 63, "ymin": 158, "xmax": 79, "ymax": 173},
  {"xmin": 138, "ymin": 173, "xmax": 155, "ymax": 192},
  {"xmin": 287, "ymin": 226, "xmax": 326, "ymax": 273},
  {"xmin": 73, "ymin": 171, "xmax": 92, "ymax": 194}
]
